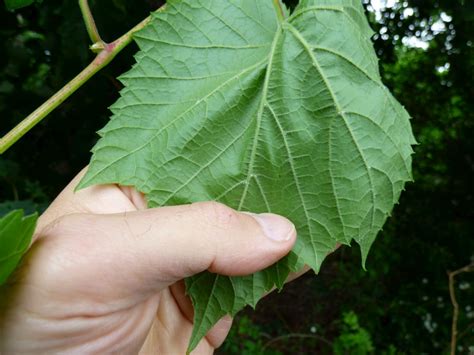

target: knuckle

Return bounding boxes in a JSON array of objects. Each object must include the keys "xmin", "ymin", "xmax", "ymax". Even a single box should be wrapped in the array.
[
  {"xmin": 29, "ymin": 213, "xmax": 105, "ymax": 290},
  {"xmin": 20, "ymin": 222, "xmax": 78, "ymax": 288},
  {"xmin": 192, "ymin": 201, "xmax": 237, "ymax": 230}
]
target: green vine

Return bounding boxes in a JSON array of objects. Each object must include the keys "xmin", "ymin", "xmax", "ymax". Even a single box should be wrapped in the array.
[
  {"xmin": 78, "ymin": 0, "xmax": 104, "ymax": 48},
  {"xmin": 0, "ymin": 1, "xmax": 161, "ymax": 154}
]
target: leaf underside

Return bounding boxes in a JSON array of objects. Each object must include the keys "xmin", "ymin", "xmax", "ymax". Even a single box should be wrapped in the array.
[
  {"xmin": 79, "ymin": 0, "xmax": 415, "ymax": 351},
  {"xmin": 0, "ymin": 210, "xmax": 38, "ymax": 285}
]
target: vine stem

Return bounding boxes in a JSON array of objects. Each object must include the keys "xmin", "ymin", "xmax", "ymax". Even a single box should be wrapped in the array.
[
  {"xmin": 0, "ymin": 8, "xmax": 160, "ymax": 154},
  {"xmin": 448, "ymin": 262, "xmax": 474, "ymax": 355},
  {"xmin": 272, "ymin": 0, "xmax": 285, "ymax": 22},
  {"xmin": 79, "ymin": 0, "xmax": 103, "ymax": 46}
]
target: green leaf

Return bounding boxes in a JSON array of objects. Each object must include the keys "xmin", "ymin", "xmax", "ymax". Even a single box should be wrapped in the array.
[
  {"xmin": 0, "ymin": 210, "xmax": 38, "ymax": 285},
  {"xmin": 4, "ymin": 0, "xmax": 35, "ymax": 10},
  {"xmin": 79, "ymin": 0, "xmax": 415, "ymax": 350}
]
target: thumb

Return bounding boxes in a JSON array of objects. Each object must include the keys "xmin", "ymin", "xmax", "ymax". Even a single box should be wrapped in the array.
[{"xmin": 39, "ymin": 202, "xmax": 296, "ymax": 297}]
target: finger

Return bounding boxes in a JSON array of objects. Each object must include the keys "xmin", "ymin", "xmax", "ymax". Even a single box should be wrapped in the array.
[
  {"xmin": 205, "ymin": 315, "xmax": 233, "ymax": 349},
  {"xmin": 169, "ymin": 281, "xmax": 232, "ymax": 349},
  {"xmin": 36, "ymin": 201, "xmax": 296, "ymax": 301},
  {"xmin": 140, "ymin": 287, "xmax": 231, "ymax": 354}
]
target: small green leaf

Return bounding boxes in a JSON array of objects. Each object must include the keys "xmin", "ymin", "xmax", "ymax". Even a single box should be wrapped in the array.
[
  {"xmin": 0, "ymin": 210, "xmax": 38, "ymax": 285},
  {"xmin": 4, "ymin": 0, "xmax": 35, "ymax": 10}
]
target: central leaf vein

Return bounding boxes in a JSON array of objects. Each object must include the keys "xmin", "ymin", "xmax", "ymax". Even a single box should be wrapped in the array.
[{"xmin": 238, "ymin": 27, "xmax": 282, "ymax": 210}]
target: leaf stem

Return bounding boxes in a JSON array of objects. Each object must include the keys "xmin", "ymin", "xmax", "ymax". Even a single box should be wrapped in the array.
[
  {"xmin": 0, "ymin": 14, "xmax": 154, "ymax": 155},
  {"xmin": 448, "ymin": 262, "xmax": 474, "ymax": 355},
  {"xmin": 272, "ymin": 0, "xmax": 285, "ymax": 22},
  {"xmin": 79, "ymin": 0, "xmax": 104, "ymax": 47}
]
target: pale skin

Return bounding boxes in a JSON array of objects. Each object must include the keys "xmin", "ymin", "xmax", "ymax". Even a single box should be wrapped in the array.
[{"xmin": 0, "ymin": 168, "xmax": 312, "ymax": 354}]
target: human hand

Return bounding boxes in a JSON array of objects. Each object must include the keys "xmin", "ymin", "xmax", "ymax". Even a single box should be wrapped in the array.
[{"xmin": 0, "ymin": 168, "xmax": 297, "ymax": 354}]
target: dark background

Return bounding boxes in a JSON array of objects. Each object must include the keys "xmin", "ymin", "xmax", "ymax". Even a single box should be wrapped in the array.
[{"xmin": 1, "ymin": 0, "xmax": 473, "ymax": 353}]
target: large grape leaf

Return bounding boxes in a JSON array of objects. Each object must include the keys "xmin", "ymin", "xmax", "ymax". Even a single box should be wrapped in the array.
[
  {"xmin": 78, "ymin": 0, "xmax": 415, "ymax": 351},
  {"xmin": 0, "ymin": 210, "xmax": 38, "ymax": 285}
]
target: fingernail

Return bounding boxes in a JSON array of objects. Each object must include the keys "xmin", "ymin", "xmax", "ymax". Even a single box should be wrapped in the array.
[{"xmin": 251, "ymin": 213, "xmax": 295, "ymax": 242}]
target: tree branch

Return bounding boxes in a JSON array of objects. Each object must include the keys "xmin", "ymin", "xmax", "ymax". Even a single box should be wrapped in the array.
[
  {"xmin": 448, "ymin": 262, "xmax": 474, "ymax": 355},
  {"xmin": 0, "ymin": 9, "xmax": 161, "ymax": 155}
]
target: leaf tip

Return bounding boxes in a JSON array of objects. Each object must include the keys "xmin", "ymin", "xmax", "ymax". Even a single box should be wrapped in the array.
[
  {"xmin": 186, "ymin": 333, "xmax": 201, "ymax": 355},
  {"xmin": 358, "ymin": 239, "xmax": 374, "ymax": 271},
  {"xmin": 75, "ymin": 171, "xmax": 94, "ymax": 192}
]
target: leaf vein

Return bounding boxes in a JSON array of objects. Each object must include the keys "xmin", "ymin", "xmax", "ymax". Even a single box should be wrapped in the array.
[
  {"xmin": 286, "ymin": 22, "xmax": 376, "ymax": 234},
  {"xmin": 86, "ymin": 58, "xmax": 268, "ymax": 184},
  {"xmin": 267, "ymin": 103, "xmax": 320, "ymax": 265},
  {"xmin": 238, "ymin": 27, "xmax": 282, "ymax": 210}
]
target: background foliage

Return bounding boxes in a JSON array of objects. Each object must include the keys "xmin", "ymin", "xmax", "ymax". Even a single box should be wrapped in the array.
[{"xmin": 0, "ymin": 0, "xmax": 473, "ymax": 353}]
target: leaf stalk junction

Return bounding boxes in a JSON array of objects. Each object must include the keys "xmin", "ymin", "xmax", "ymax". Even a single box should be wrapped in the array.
[{"xmin": 272, "ymin": 0, "xmax": 286, "ymax": 22}]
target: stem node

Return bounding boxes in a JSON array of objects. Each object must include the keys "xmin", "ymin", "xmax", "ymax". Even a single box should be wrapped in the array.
[{"xmin": 90, "ymin": 41, "xmax": 107, "ymax": 53}]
